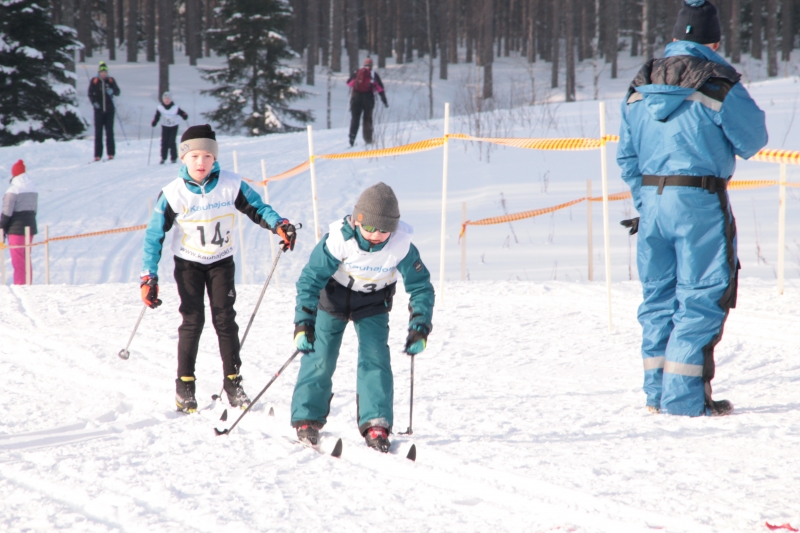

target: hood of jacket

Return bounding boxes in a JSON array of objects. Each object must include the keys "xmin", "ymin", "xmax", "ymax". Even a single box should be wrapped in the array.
[{"xmin": 631, "ymin": 41, "xmax": 740, "ymax": 121}]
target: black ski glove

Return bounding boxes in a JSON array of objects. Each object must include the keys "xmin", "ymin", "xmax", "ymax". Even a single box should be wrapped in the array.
[
  {"xmin": 620, "ymin": 217, "xmax": 639, "ymax": 235},
  {"xmin": 294, "ymin": 322, "xmax": 315, "ymax": 353},
  {"xmin": 275, "ymin": 219, "xmax": 297, "ymax": 251}
]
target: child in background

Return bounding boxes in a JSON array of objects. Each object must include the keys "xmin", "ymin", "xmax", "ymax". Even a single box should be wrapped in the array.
[
  {"xmin": 1, "ymin": 160, "xmax": 37, "ymax": 285},
  {"xmin": 151, "ymin": 92, "xmax": 189, "ymax": 164}
]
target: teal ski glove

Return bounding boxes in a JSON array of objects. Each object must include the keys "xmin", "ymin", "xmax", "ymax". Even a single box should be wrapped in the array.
[
  {"xmin": 404, "ymin": 324, "xmax": 429, "ymax": 355},
  {"xmin": 294, "ymin": 322, "xmax": 315, "ymax": 353}
]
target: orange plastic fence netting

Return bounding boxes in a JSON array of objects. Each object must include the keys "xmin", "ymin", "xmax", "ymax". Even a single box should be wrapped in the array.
[
  {"xmin": 0, "ymin": 224, "xmax": 147, "ymax": 250},
  {"xmin": 459, "ymin": 191, "xmax": 632, "ymax": 240}
]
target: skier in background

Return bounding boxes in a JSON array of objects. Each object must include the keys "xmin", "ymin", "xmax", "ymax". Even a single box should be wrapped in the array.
[
  {"xmin": 290, "ymin": 182, "xmax": 434, "ymax": 453},
  {"xmin": 140, "ymin": 124, "xmax": 298, "ymax": 413},
  {"xmin": 151, "ymin": 92, "xmax": 189, "ymax": 165},
  {"xmin": 617, "ymin": 0, "xmax": 767, "ymax": 417},
  {"xmin": 1, "ymin": 160, "xmax": 37, "ymax": 285},
  {"xmin": 347, "ymin": 57, "xmax": 388, "ymax": 147},
  {"xmin": 87, "ymin": 61, "xmax": 120, "ymax": 161}
]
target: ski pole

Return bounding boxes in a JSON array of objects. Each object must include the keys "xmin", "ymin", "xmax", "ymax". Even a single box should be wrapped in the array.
[
  {"xmin": 399, "ymin": 355, "xmax": 415, "ymax": 435},
  {"xmin": 147, "ymin": 126, "xmax": 154, "ymax": 165},
  {"xmin": 116, "ymin": 112, "xmax": 129, "ymax": 144},
  {"xmin": 212, "ymin": 222, "xmax": 302, "ymax": 402},
  {"xmin": 214, "ymin": 349, "xmax": 301, "ymax": 436},
  {"xmin": 118, "ymin": 304, "xmax": 147, "ymax": 360}
]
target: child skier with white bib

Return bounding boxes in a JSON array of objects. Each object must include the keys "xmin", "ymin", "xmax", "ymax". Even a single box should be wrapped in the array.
[
  {"xmin": 290, "ymin": 182, "xmax": 434, "ymax": 452},
  {"xmin": 140, "ymin": 124, "xmax": 298, "ymax": 413},
  {"xmin": 151, "ymin": 92, "xmax": 189, "ymax": 164}
]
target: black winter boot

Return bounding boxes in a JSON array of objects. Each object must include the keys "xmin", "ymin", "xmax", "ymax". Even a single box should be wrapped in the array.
[
  {"xmin": 295, "ymin": 423, "xmax": 321, "ymax": 445},
  {"xmin": 364, "ymin": 426, "xmax": 390, "ymax": 453},
  {"xmin": 223, "ymin": 375, "xmax": 251, "ymax": 409},
  {"xmin": 705, "ymin": 382, "xmax": 733, "ymax": 416},
  {"xmin": 175, "ymin": 378, "xmax": 198, "ymax": 413}
]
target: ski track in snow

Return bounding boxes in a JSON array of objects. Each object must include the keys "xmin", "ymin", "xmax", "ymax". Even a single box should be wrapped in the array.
[{"xmin": 1, "ymin": 280, "xmax": 799, "ymax": 532}]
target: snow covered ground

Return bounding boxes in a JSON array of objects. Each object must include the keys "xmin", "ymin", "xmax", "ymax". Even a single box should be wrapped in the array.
[
  {"xmin": 1, "ymin": 43, "xmax": 799, "ymax": 532},
  {"xmin": 1, "ymin": 279, "xmax": 799, "ymax": 532}
]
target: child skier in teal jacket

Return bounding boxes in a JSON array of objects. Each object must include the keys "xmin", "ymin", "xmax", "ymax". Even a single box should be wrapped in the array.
[
  {"xmin": 290, "ymin": 182, "xmax": 434, "ymax": 452},
  {"xmin": 140, "ymin": 124, "xmax": 297, "ymax": 413}
]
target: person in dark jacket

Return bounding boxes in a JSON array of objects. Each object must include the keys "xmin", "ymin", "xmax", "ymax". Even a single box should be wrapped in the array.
[
  {"xmin": 290, "ymin": 183, "xmax": 434, "ymax": 453},
  {"xmin": 346, "ymin": 57, "xmax": 388, "ymax": 147},
  {"xmin": 1, "ymin": 160, "xmax": 37, "ymax": 285},
  {"xmin": 88, "ymin": 61, "xmax": 121, "ymax": 161},
  {"xmin": 617, "ymin": 0, "xmax": 768, "ymax": 417},
  {"xmin": 151, "ymin": 92, "xmax": 189, "ymax": 164}
]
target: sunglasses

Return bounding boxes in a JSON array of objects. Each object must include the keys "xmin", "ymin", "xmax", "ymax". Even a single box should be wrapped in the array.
[{"xmin": 360, "ymin": 224, "xmax": 390, "ymax": 234}]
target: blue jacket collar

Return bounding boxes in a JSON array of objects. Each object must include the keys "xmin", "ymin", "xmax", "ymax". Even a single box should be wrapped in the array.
[
  {"xmin": 664, "ymin": 40, "xmax": 731, "ymax": 68},
  {"xmin": 178, "ymin": 161, "xmax": 221, "ymax": 194}
]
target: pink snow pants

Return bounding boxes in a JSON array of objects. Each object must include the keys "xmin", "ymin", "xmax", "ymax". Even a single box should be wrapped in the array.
[{"xmin": 8, "ymin": 234, "xmax": 31, "ymax": 285}]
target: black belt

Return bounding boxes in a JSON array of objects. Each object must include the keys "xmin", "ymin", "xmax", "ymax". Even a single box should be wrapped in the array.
[{"xmin": 642, "ymin": 175, "xmax": 728, "ymax": 195}]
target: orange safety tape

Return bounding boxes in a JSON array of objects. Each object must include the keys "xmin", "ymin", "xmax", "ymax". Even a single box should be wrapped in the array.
[
  {"xmin": 450, "ymin": 133, "xmax": 604, "ymax": 150},
  {"xmin": 459, "ymin": 191, "xmax": 633, "ymax": 240},
  {"xmin": 318, "ymin": 137, "xmax": 446, "ymax": 160},
  {"xmin": 241, "ymin": 160, "xmax": 312, "ymax": 186},
  {"xmin": 749, "ymin": 149, "xmax": 800, "ymax": 165},
  {"xmin": 1, "ymin": 224, "xmax": 148, "ymax": 249}
]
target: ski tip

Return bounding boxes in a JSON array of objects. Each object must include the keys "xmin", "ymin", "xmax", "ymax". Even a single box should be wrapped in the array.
[
  {"xmin": 220, "ymin": 409, "xmax": 228, "ymax": 422},
  {"xmin": 117, "ymin": 349, "xmax": 130, "ymax": 360},
  {"xmin": 331, "ymin": 438, "xmax": 343, "ymax": 458},
  {"xmin": 213, "ymin": 428, "xmax": 229, "ymax": 436},
  {"xmin": 268, "ymin": 407, "xmax": 275, "ymax": 417},
  {"xmin": 406, "ymin": 444, "xmax": 416, "ymax": 461}
]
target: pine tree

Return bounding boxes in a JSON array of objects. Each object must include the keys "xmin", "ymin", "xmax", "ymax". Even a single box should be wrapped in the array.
[
  {"xmin": 0, "ymin": 0, "xmax": 86, "ymax": 146},
  {"xmin": 202, "ymin": 0, "xmax": 312, "ymax": 135}
]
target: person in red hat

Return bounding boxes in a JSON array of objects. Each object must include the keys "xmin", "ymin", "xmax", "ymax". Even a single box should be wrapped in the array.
[
  {"xmin": 346, "ymin": 57, "xmax": 388, "ymax": 147},
  {"xmin": 2, "ymin": 160, "xmax": 38, "ymax": 284}
]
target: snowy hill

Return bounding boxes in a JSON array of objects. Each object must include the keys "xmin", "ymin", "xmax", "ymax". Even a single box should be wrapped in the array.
[{"xmin": 1, "ymin": 48, "xmax": 800, "ymax": 532}]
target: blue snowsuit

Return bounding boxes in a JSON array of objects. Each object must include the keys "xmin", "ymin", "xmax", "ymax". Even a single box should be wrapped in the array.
[{"xmin": 617, "ymin": 41, "xmax": 767, "ymax": 416}]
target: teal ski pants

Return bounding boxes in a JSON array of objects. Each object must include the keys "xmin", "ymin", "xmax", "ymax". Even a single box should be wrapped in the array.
[{"xmin": 291, "ymin": 310, "xmax": 393, "ymax": 433}]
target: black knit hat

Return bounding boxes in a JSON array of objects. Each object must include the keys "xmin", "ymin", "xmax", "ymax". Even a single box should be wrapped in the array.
[
  {"xmin": 672, "ymin": 0, "xmax": 721, "ymax": 45},
  {"xmin": 179, "ymin": 124, "xmax": 218, "ymax": 159}
]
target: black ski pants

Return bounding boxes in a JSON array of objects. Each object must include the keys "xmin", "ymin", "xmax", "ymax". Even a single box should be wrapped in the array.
[
  {"xmin": 160, "ymin": 125, "xmax": 179, "ymax": 162},
  {"xmin": 349, "ymin": 92, "xmax": 375, "ymax": 144},
  {"xmin": 93, "ymin": 109, "xmax": 115, "ymax": 158},
  {"xmin": 174, "ymin": 256, "xmax": 241, "ymax": 379}
]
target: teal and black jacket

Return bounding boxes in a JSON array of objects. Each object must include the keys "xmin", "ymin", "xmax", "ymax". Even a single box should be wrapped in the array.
[{"xmin": 295, "ymin": 219, "xmax": 434, "ymax": 330}]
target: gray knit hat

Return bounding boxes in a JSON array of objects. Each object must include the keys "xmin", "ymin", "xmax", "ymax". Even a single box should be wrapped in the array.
[{"xmin": 352, "ymin": 182, "xmax": 400, "ymax": 233}]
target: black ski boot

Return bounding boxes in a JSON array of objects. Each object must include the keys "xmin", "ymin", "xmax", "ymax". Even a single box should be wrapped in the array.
[
  {"xmin": 223, "ymin": 375, "xmax": 251, "ymax": 409},
  {"xmin": 175, "ymin": 378, "xmax": 198, "ymax": 413},
  {"xmin": 705, "ymin": 382, "xmax": 733, "ymax": 416},
  {"xmin": 364, "ymin": 426, "xmax": 390, "ymax": 453},
  {"xmin": 295, "ymin": 423, "xmax": 321, "ymax": 445}
]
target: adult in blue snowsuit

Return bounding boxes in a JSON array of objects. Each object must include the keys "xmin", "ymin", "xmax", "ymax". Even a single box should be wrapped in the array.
[
  {"xmin": 617, "ymin": 0, "xmax": 768, "ymax": 417},
  {"xmin": 290, "ymin": 183, "xmax": 434, "ymax": 453}
]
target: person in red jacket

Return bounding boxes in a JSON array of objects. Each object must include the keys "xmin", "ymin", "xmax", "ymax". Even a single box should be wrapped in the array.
[{"xmin": 346, "ymin": 57, "xmax": 388, "ymax": 147}]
